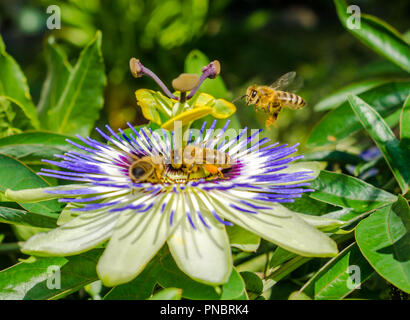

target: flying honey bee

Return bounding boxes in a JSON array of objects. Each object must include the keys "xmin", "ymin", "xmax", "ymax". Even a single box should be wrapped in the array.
[
  {"xmin": 240, "ymin": 71, "xmax": 306, "ymax": 127},
  {"xmin": 128, "ymin": 144, "xmax": 233, "ymax": 183}
]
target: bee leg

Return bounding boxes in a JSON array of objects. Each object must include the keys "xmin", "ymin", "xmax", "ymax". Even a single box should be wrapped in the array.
[
  {"xmin": 154, "ymin": 165, "xmax": 164, "ymax": 183},
  {"xmin": 266, "ymin": 107, "xmax": 281, "ymax": 128},
  {"xmin": 265, "ymin": 115, "xmax": 277, "ymax": 128},
  {"xmin": 185, "ymin": 164, "xmax": 195, "ymax": 181},
  {"xmin": 205, "ymin": 164, "xmax": 228, "ymax": 180},
  {"xmin": 204, "ymin": 164, "xmax": 218, "ymax": 175}
]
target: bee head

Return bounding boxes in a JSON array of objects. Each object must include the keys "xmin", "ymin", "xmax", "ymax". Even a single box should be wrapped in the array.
[
  {"xmin": 129, "ymin": 159, "xmax": 155, "ymax": 182},
  {"xmin": 246, "ymin": 86, "xmax": 258, "ymax": 105}
]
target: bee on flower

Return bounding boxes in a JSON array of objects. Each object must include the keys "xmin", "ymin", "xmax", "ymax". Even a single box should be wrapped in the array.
[{"xmin": 6, "ymin": 59, "xmax": 339, "ymax": 287}]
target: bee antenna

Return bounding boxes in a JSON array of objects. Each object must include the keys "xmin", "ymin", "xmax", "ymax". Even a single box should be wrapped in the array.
[{"xmin": 232, "ymin": 95, "xmax": 246, "ymax": 103}]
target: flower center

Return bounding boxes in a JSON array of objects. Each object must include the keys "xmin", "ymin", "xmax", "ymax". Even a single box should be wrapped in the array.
[{"xmin": 127, "ymin": 153, "xmax": 234, "ymax": 185}]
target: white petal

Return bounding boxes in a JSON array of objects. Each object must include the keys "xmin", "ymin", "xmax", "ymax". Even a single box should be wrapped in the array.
[
  {"xmin": 167, "ymin": 193, "xmax": 232, "ymax": 285},
  {"xmin": 21, "ymin": 209, "xmax": 120, "ymax": 256},
  {"xmin": 208, "ymin": 193, "xmax": 338, "ymax": 257},
  {"xmin": 97, "ymin": 193, "xmax": 183, "ymax": 286}
]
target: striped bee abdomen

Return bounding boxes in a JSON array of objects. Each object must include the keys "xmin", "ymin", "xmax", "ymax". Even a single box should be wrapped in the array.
[{"xmin": 276, "ymin": 90, "xmax": 306, "ymax": 109}]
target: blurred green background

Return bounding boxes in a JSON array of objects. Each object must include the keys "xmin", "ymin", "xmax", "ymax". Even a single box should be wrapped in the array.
[{"xmin": 0, "ymin": 0, "xmax": 409, "ymax": 146}]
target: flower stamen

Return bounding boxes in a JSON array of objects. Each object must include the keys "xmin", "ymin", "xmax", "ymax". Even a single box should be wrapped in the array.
[
  {"xmin": 186, "ymin": 60, "xmax": 221, "ymax": 99},
  {"xmin": 129, "ymin": 57, "xmax": 178, "ymax": 100}
]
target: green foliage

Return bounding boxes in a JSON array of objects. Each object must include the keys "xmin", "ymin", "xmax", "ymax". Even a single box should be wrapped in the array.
[
  {"xmin": 400, "ymin": 95, "xmax": 410, "ymax": 142},
  {"xmin": 104, "ymin": 258, "xmax": 160, "ymax": 300},
  {"xmin": 44, "ymin": 31, "xmax": 106, "ymax": 136},
  {"xmin": 356, "ymin": 196, "xmax": 410, "ymax": 293},
  {"xmin": 156, "ymin": 251, "xmax": 245, "ymax": 300},
  {"xmin": 0, "ymin": 249, "xmax": 102, "ymax": 300},
  {"xmin": 303, "ymin": 0, "xmax": 410, "ymax": 300},
  {"xmin": 0, "ymin": 206, "xmax": 57, "ymax": 228},
  {"xmin": 0, "ymin": 132, "xmax": 80, "ymax": 165},
  {"xmin": 37, "ymin": 37, "xmax": 72, "ymax": 125},
  {"xmin": 299, "ymin": 243, "xmax": 374, "ymax": 300},
  {"xmin": 0, "ymin": 153, "xmax": 61, "ymax": 214},
  {"xmin": 240, "ymin": 271, "xmax": 263, "ymax": 299},
  {"xmin": 314, "ymin": 78, "xmax": 391, "ymax": 111},
  {"xmin": 309, "ymin": 171, "xmax": 397, "ymax": 211},
  {"xmin": 104, "ymin": 249, "xmax": 246, "ymax": 300},
  {"xmin": 348, "ymin": 95, "xmax": 410, "ymax": 193},
  {"xmin": 227, "ymin": 225, "xmax": 260, "ymax": 252},
  {"xmin": 308, "ymin": 81, "xmax": 410, "ymax": 147},
  {"xmin": 0, "ymin": 35, "xmax": 39, "ymax": 136},
  {"xmin": 334, "ymin": 0, "xmax": 410, "ymax": 72}
]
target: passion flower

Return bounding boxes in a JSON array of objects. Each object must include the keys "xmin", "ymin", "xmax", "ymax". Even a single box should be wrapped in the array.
[{"xmin": 6, "ymin": 120, "xmax": 338, "ymax": 286}]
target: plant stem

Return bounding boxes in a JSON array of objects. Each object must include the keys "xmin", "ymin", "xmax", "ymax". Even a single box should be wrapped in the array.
[{"xmin": 0, "ymin": 242, "xmax": 20, "ymax": 254}]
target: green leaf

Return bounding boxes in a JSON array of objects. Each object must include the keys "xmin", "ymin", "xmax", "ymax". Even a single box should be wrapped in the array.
[
  {"xmin": 0, "ymin": 206, "xmax": 57, "ymax": 228},
  {"xmin": 303, "ymin": 150, "xmax": 363, "ymax": 165},
  {"xmin": 184, "ymin": 50, "xmax": 230, "ymax": 99},
  {"xmin": 307, "ymin": 81, "xmax": 410, "ymax": 147},
  {"xmin": 282, "ymin": 193, "xmax": 340, "ymax": 216},
  {"xmin": 104, "ymin": 259, "xmax": 159, "ymax": 300},
  {"xmin": 310, "ymin": 170, "xmax": 397, "ymax": 212},
  {"xmin": 227, "ymin": 225, "xmax": 260, "ymax": 252},
  {"xmin": 0, "ymin": 153, "xmax": 62, "ymax": 214},
  {"xmin": 263, "ymin": 256, "xmax": 311, "ymax": 292},
  {"xmin": 400, "ymin": 94, "xmax": 410, "ymax": 144},
  {"xmin": 148, "ymin": 288, "xmax": 182, "ymax": 300},
  {"xmin": 356, "ymin": 196, "xmax": 410, "ymax": 293},
  {"xmin": 0, "ymin": 34, "xmax": 39, "ymax": 130},
  {"xmin": 299, "ymin": 243, "xmax": 374, "ymax": 300},
  {"xmin": 0, "ymin": 249, "xmax": 103, "ymax": 300},
  {"xmin": 348, "ymin": 94, "xmax": 409, "ymax": 194},
  {"xmin": 220, "ymin": 268, "xmax": 246, "ymax": 300},
  {"xmin": 0, "ymin": 131, "xmax": 81, "ymax": 165},
  {"xmin": 38, "ymin": 37, "xmax": 72, "ymax": 127},
  {"xmin": 240, "ymin": 271, "xmax": 263, "ymax": 299},
  {"xmin": 315, "ymin": 78, "xmax": 391, "ymax": 111},
  {"xmin": 270, "ymin": 247, "xmax": 297, "ymax": 269},
  {"xmin": 334, "ymin": 0, "xmax": 410, "ymax": 72},
  {"xmin": 322, "ymin": 208, "xmax": 364, "ymax": 224},
  {"xmin": 46, "ymin": 31, "xmax": 106, "ymax": 136}
]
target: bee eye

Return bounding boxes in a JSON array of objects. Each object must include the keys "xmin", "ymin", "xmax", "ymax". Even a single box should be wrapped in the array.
[
  {"xmin": 251, "ymin": 90, "xmax": 257, "ymax": 98},
  {"xmin": 131, "ymin": 166, "xmax": 146, "ymax": 178}
]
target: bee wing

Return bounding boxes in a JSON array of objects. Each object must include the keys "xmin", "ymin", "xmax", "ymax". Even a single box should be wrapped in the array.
[{"xmin": 270, "ymin": 71, "xmax": 304, "ymax": 93}]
